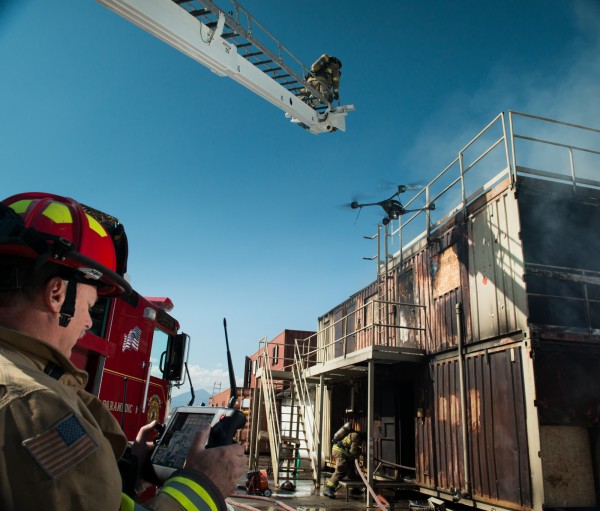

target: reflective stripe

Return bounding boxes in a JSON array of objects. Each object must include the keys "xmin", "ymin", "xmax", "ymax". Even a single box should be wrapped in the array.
[
  {"xmin": 86, "ymin": 213, "xmax": 109, "ymax": 237},
  {"xmin": 163, "ymin": 476, "xmax": 217, "ymax": 511},
  {"xmin": 333, "ymin": 444, "xmax": 347, "ymax": 453},
  {"xmin": 163, "ymin": 487, "xmax": 196, "ymax": 510},
  {"xmin": 8, "ymin": 199, "xmax": 32, "ymax": 214},
  {"xmin": 121, "ymin": 494, "xmax": 134, "ymax": 511},
  {"xmin": 42, "ymin": 203, "xmax": 72, "ymax": 224},
  {"xmin": 120, "ymin": 493, "xmax": 145, "ymax": 510}
]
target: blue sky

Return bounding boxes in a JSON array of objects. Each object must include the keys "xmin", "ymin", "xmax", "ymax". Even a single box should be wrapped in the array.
[{"xmin": 2, "ymin": 0, "xmax": 599, "ymax": 393}]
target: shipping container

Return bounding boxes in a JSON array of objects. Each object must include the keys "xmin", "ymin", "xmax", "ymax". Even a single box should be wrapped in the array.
[{"xmin": 250, "ymin": 112, "xmax": 600, "ymax": 510}]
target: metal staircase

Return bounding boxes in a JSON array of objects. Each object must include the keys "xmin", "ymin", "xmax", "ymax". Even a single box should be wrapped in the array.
[
  {"xmin": 256, "ymin": 339, "xmax": 282, "ymax": 485},
  {"xmin": 289, "ymin": 339, "xmax": 320, "ymax": 483},
  {"xmin": 253, "ymin": 338, "xmax": 320, "ymax": 487}
]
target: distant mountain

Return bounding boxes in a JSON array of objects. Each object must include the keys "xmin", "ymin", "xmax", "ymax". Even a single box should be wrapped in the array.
[{"xmin": 170, "ymin": 389, "xmax": 212, "ymax": 408}]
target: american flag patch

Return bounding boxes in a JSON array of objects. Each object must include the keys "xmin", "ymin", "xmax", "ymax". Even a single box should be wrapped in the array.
[
  {"xmin": 122, "ymin": 326, "xmax": 141, "ymax": 352},
  {"xmin": 22, "ymin": 413, "xmax": 98, "ymax": 478}
]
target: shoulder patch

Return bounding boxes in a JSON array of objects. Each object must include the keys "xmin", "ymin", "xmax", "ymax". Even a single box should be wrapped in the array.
[{"xmin": 22, "ymin": 413, "xmax": 98, "ymax": 478}]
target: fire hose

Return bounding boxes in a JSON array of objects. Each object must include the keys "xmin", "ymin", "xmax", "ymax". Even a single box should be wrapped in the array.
[
  {"xmin": 354, "ymin": 459, "xmax": 389, "ymax": 511},
  {"xmin": 226, "ymin": 460, "xmax": 390, "ymax": 511},
  {"xmin": 226, "ymin": 493, "xmax": 298, "ymax": 511}
]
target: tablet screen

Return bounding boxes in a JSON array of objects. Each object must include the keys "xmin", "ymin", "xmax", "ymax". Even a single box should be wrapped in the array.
[{"xmin": 152, "ymin": 412, "xmax": 214, "ymax": 469}]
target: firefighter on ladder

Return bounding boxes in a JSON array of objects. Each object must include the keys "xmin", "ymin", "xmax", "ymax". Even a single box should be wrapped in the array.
[
  {"xmin": 306, "ymin": 54, "xmax": 342, "ymax": 104},
  {"xmin": 0, "ymin": 192, "xmax": 246, "ymax": 510},
  {"xmin": 323, "ymin": 421, "xmax": 365, "ymax": 499}
]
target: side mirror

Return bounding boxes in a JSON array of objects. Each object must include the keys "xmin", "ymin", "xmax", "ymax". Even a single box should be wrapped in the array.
[{"xmin": 160, "ymin": 333, "xmax": 189, "ymax": 382}]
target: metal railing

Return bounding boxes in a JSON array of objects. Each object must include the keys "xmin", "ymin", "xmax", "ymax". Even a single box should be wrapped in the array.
[
  {"xmin": 525, "ymin": 262, "xmax": 600, "ymax": 333},
  {"xmin": 368, "ymin": 111, "xmax": 600, "ymax": 259},
  {"xmin": 295, "ymin": 299, "xmax": 427, "ymax": 368},
  {"xmin": 509, "ymin": 111, "xmax": 600, "ymax": 190},
  {"xmin": 252, "ymin": 337, "xmax": 321, "ymax": 485},
  {"xmin": 395, "ymin": 112, "xmax": 511, "ymax": 253}
]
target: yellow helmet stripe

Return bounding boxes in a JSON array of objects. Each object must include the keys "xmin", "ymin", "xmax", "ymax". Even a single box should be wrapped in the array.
[
  {"xmin": 86, "ymin": 214, "xmax": 108, "ymax": 237},
  {"xmin": 42, "ymin": 203, "xmax": 73, "ymax": 224},
  {"xmin": 8, "ymin": 199, "xmax": 33, "ymax": 214}
]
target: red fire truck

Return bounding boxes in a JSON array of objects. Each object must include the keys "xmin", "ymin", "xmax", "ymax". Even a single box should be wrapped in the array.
[{"xmin": 70, "ymin": 292, "xmax": 190, "ymax": 441}]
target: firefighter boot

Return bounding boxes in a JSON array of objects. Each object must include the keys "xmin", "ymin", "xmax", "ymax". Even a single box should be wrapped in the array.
[{"xmin": 323, "ymin": 487, "xmax": 336, "ymax": 499}]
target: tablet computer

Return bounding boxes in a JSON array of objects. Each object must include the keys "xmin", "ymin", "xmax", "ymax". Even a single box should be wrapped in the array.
[
  {"xmin": 151, "ymin": 407, "xmax": 217, "ymax": 480},
  {"xmin": 151, "ymin": 406, "xmax": 245, "ymax": 480}
]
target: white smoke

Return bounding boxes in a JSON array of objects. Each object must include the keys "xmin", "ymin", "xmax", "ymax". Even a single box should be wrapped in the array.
[{"xmin": 401, "ymin": 1, "xmax": 600, "ymax": 177}]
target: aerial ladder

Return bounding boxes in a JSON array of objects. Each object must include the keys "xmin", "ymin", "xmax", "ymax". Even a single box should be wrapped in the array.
[{"xmin": 96, "ymin": 0, "xmax": 355, "ymax": 134}]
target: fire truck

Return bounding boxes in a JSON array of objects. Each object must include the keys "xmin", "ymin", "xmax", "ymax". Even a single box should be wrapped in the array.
[{"xmin": 70, "ymin": 292, "xmax": 190, "ymax": 441}]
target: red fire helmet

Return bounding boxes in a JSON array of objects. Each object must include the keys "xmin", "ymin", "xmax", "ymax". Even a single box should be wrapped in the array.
[{"xmin": 0, "ymin": 192, "xmax": 131, "ymax": 297}]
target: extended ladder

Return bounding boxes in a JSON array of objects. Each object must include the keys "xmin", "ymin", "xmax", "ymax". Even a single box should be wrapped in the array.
[{"xmin": 97, "ymin": 0, "xmax": 354, "ymax": 134}]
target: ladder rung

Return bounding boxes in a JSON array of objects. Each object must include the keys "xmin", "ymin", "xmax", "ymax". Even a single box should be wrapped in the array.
[
  {"xmin": 254, "ymin": 59, "xmax": 274, "ymax": 66},
  {"xmin": 222, "ymin": 32, "xmax": 241, "ymax": 40},
  {"xmin": 189, "ymin": 9, "xmax": 211, "ymax": 18}
]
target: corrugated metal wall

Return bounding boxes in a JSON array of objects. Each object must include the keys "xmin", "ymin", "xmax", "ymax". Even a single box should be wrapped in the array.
[
  {"xmin": 416, "ymin": 346, "xmax": 532, "ymax": 508},
  {"xmin": 468, "ymin": 186, "xmax": 528, "ymax": 342},
  {"xmin": 401, "ymin": 224, "xmax": 470, "ymax": 353}
]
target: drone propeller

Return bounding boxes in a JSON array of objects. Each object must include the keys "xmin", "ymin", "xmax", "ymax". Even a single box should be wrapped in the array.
[
  {"xmin": 404, "ymin": 183, "xmax": 424, "ymax": 190},
  {"xmin": 378, "ymin": 180, "xmax": 425, "ymax": 192}
]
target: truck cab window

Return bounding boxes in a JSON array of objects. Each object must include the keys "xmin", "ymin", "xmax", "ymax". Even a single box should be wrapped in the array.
[
  {"xmin": 89, "ymin": 297, "xmax": 110, "ymax": 338},
  {"xmin": 150, "ymin": 328, "xmax": 169, "ymax": 379}
]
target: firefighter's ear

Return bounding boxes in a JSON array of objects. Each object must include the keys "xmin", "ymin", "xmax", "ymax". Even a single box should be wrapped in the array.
[{"xmin": 44, "ymin": 277, "xmax": 67, "ymax": 313}]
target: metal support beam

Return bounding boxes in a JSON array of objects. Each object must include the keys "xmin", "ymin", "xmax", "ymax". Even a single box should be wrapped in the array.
[
  {"xmin": 367, "ymin": 359, "xmax": 375, "ymax": 506},
  {"xmin": 317, "ymin": 373, "xmax": 324, "ymax": 489}
]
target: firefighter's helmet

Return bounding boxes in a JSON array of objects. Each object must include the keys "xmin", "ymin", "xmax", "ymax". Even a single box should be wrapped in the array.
[
  {"xmin": 0, "ymin": 192, "xmax": 131, "ymax": 298},
  {"xmin": 328, "ymin": 56, "xmax": 342, "ymax": 69}
]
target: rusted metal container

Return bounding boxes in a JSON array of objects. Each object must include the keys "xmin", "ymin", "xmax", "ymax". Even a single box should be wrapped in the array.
[
  {"xmin": 416, "ymin": 347, "xmax": 532, "ymax": 509},
  {"xmin": 251, "ymin": 112, "xmax": 600, "ymax": 510}
]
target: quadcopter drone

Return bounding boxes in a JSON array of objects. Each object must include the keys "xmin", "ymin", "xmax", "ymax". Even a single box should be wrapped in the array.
[{"xmin": 350, "ymin": 185, "xmax": 435, "ymax": 225}]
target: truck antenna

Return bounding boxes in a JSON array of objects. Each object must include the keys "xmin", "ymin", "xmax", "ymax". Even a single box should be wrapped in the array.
[
  {"xmin": 223, "ymin": 318, "xmax": 237, "ymax": 408},
  {"xmin": 184, "ymin": 362, "xmax": 195, "ymax": 406}
]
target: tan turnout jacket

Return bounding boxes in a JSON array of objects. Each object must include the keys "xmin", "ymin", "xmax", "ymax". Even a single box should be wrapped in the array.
[{"xmin": 0, "ymin": 324, "xmax": 225, "ymax": 511}]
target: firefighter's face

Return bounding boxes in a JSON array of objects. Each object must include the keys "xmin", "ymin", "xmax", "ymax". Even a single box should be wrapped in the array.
[{"xmin": 58, "ymin": 283, "xmax": 97, "ymax": 357}]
